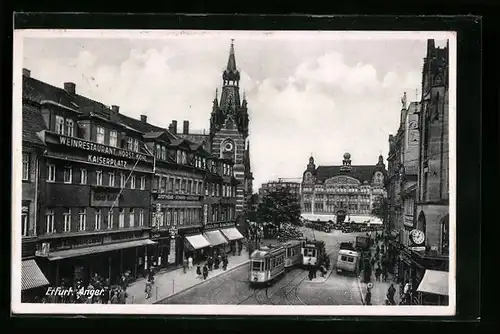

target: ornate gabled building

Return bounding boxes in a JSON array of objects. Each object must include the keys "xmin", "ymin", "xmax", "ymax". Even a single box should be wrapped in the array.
[
  {"xmin": 209, "ymin": 40, "xmax": 252, "ymax": 220},
  {"xmin": 301, "ymin": 153, "xmax": 387, "ymax": 223}
]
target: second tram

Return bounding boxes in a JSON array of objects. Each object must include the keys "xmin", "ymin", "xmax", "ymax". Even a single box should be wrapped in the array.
[
  {"xmin": 283, "ymin": 240, "xmax": 303, "ymax": 268},
  {"xmin": 249, "ymin": 245, "xmax": 286, "ymax": 285}
]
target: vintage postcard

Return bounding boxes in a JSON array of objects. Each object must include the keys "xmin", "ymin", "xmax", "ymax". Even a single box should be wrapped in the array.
[{"xmin": 12, "ymin": 29, "xmax": 456, "ymax": 316}]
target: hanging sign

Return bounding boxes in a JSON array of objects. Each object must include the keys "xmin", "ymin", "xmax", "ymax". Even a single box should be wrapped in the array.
[{"xmin": 168, "ymin": 239, "xmax": 176, "ymax": 264}]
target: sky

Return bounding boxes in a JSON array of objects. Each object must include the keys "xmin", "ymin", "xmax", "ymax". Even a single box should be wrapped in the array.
[{"xmin": 21, "ymin": 31, "xmax": 450, "ymax": 193}]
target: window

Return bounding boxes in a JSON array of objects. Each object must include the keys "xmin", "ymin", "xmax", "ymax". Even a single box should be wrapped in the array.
[
  {"xmin": 65, "ymin": 119, "xmax": 74, "ymax": 137},
  {"xmin": 78, "ymin": 209, "xmax": 86, "ymax": 231},
  {"xmin": 21, "ymin": 207, "xmax": 28, "ymax": 237},
  {"xmin": 129, "ymin": 209, "xmax": 135, "ymax": 227},
  {"xmin": 22, "ymin": 152, "xmax": 30, "ymax": 181},
  {"xmin": 45, "ymin": 209, "xmax": 55, "ymax": 234},
  {"xmin": 120, "ymin": 172, "xmax": 126, "ymax": 188},
  {"xmin": 47, "ymin": 164, "xmax": 56, "ymax": 182},
  {"xmin": 160, "ymin": 177, "xmax": 166, "ymax": 193},
  {"xmin": 161, "ymin": 147, "xmax": 166, "ymax": 160},
  {"xmin": 140, "ymin": 176, "xmax": 146, "ymax": 190},
  {"xmin": 55, "ymin": 115, "xmax": 65, "ymax": 134},
  {"xmin": 176, "ymin": 150, "xmax": 182, "ymax": 164},
  {"xmin": 63, "ymin": 209, "xmax": 71, "ymax": 232},
  {"xmin": 96, "ymin": 126, "xmax": 105, "ymax": 144},
  {"xmin": 155, "ymin": 144, "xmax": 161, "ymax": 159},
  {"xmin": 139, "ymin": 209, "xmax": 144, "ymax": 227},
  {"xmin": 119, "ymin": 209, "xmax": 125, "ymax": 228},
  {"xmin": 95, "ymin": 209, "xmax": 102, "ymax": 230},
  {"xmin": 109, "ymin": 172, "xmax": 115, "ymax": 187},
  {"xmin": 96, "ymin": 170, "xmax": 103, "ymax": 186},
  {"xmin": 166, "ymin": 209, "xmax": 172, "ymax": 226},
  {"xmin": 133, "ymin": 139, "xmax": 139, "ymax": 152},
  {"xmin": 187, "ymin": 180, "xmax": 192, "ymax": 194},
  {"xmin": 127, "ymin": 138, "xmax": 133, "ymax": 151},
  {"xmin": 180, "ymin": 209, "xmax": 184, "ymax": 225},
  {"xmin": 80, "ymin": 168, "xmax": 87, "ymax": 184},
  {"xmin": 130, "ymin": 175, "xmax": 136, "ymax": 189},
  {"xmin": 347, "ymin": 257, "xmax": 354, "ymax": 263},
  {"xmin": 107, "ymin": 210, "xmax": 113, "ymax": 229},
  {"xmin": 175, "ymin": 179, "xmax": 180, "ymax": 192},
  {"xmin": 173, "ymin": 210, "xmax": 178, "ymax": 226},
  {"xmin": 110, "ymin": 130, "xmax": 118, "ymax": 147},
  {"xmin": 169, "ymin": 178, "xmax": 174, "ymax": 192}
]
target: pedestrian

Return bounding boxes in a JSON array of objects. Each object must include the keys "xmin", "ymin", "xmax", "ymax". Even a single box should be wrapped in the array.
[
  {"xmin": 207, "ymin": 256, "xmax": 213, "ymax": 271},
  {"xmin": 196, "ymin": 265, "xmax": 202, "ymax": 279},
  {"xmin": 214, "ymin": 256, "xmax": 220, "ymax": 270},
  {"xmin": 110, "ymin": 291, "xmax": 119, "ymax": 304},
  {"xmin": 203, "ymin": 265, "xmax": 209, "ymax": 280},
  {"xmin": 119, "ymin": 287, "xmax": 128, "ymax": 304},
  {"xmin": 382, "ymin": 266, "xmax": 388, "ymax": 282},
  {"xmin": 375, "ymin": 267, "xmax": 382, "ymax": 281},
  {"xmin": 145, "ymin": 280, "xmax": 152, "ymax": 300},
  {"xmin": 222, "ymin": 257, "xmax": 228, "ymax": 271},
  {"xmin": 403, "ymin": 280, "xmax": 412, "ymax": 304},
  {"xmin": 387, "ymin": 283, "xmax": 396, "ymax": 305},
  {"xmin": 188, "ymin": 256, "xmax": 193, "ymax": 269},
  {"xmin": 365, "ymin": 284, "xmax": 373, "ymax": 305},
  {"xmin": 183, "ymin": 258, "xmax": 188, "ymax": 273}
]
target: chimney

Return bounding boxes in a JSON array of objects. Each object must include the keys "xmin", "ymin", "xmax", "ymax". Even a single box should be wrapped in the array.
[
  {"xmin": 64, "ymin": 82, "xmax": 76, "ymax": 95},
  {"xmin": 22, "ymin": 68, "xmax": 31, "ymax": 77},
  {"xmin": 140, "ymin": 115, "xmax": 147, "ymax": 123},
  {"xmin": 111, "ymin": 105, "xmax": 120, "ymax": 113},
  {"xmin": 183, "ymin": 120, "xmax": 189, "ymax": 134},
  {"xmin": 171, "ymin": 120, "xmax": 177, "ymax": 134}
]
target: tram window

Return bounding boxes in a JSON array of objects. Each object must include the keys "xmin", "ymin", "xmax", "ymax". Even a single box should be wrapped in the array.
[
  {"xmin": 252, "ymin": 261, "xmax": 262, "ymax": 271},
  {"xmin": 265, "ymin": 259, "xmax": 270, "ymax": 270},
  {"xmin": 341, "ymin": 256, "xmax": 347, "ymax": 262},
  {"xmin": 347, "ymin": 257, "xmax": 354, "ymax": 262}
]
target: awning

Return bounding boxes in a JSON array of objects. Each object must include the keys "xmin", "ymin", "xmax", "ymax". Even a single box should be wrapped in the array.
[
  {"xmin": 185, "ymin": 234, "xmax": 211, "ymax": 250},
  {"xmin": 220, "ymin": 227, "xmax": 244, "ymax": 241},
  {"xmin": 417, "ymin": 270, "xmax": 449, "ymax": 296},
  {"xmin": 203, "ymin": 230, "xmax": 228, "ymax": 246},
  {"xmin": 45, "ymin": 239, "xmax": 157, "ymax": 261},
  {"xmin": 22, "ymin": 259, "xmax": 50, "ymax": 291}
]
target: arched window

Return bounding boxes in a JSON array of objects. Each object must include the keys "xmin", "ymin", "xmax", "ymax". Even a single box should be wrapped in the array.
[
  {"xmin": 441, "ymin": 215, "xmax": 449, "ymax": 255},
  {"xmin": 417, "ymin": 211, "xmax": 427, "ymax": 242}
]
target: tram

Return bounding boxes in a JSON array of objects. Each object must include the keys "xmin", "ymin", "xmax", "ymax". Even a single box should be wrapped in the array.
[
  {"xmin": 249, "ymin": 244, "xmax": 286, "ymax": 285},
  {"xmin": 301, "ymin": 239, "xmax": 326, "ymax": 267},
  {"xmin": 305, "ymin": 220, "xmax": 332, "ymax": 233},
  {"xmin": 283, "ymin": 240, "xmax": 303, "ymax": 269}
]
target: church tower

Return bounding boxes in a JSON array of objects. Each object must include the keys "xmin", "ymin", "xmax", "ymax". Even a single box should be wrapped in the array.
[{"xmin": 210, "ymin": 40, "xmax": 251, "ymax": 217}]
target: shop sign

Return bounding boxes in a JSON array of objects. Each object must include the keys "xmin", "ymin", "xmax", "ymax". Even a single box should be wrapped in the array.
[
  {"xmin": 73, "ymin": 237, "xmax": 104, "ymax": 248},
  {"xmin": 220, "ymin": 221, "xmax": 234, "ymax": 228},
  {"xmin": 156, "ymin": 193, "xmax": 202, "ymax": 201},
  {"xmin": 203, "ymin": 204, "xmax": 208, "ymax": 224},
  {"xmin": 168, "ymin": 238, "xmax": 176, "ymax": 264},
  {"xmin": 111, "ymin": 233, "xmax": 141, "ymax": 242},
  {"xmin": 57, "ymin": 134, "xmax": 151, "ymax": 162},
  {"xmin": 35, "ymin": 242, "xmax": 50, "ymax": 257},
  {"xmin": 404, "ymin": 215, "xmax": 414, "ymax": 227},
  {"xmin": 91, "ymin": 189, "xmax": 120, "ymax": 207},
  {"xmin": 88, "ymin": 155, "xmax": 128, "ymax": 168}
]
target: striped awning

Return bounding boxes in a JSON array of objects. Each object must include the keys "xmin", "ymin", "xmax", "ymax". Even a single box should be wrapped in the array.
[
  {"xmin": 185, "ymin": 234, "xmax": 211, "ymax": 250},
  {"xmin": 417, "ymin": 270, "xmax": 449, "ymax": 296},
  {"xmin": 203, "ymin": 230, "xmax": 228, "ymax": 246},
  {"xmin": 22, "ymin": 259, "xmax": 49, "ymax": 291},
  {"xmin": 220, "ymin": 227, "xmax": 244, "ymax": 241}
]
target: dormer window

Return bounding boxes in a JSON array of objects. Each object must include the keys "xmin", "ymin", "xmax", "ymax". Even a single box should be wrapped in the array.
[
  {"xmin": 127, "ymin": 138, "xmax": 133, "ymax": 151},
  {"xmin": 155, "ymin": 144, "xmax": 161, "ymax": 159},
  {"xmin": 176, "ymin": 150, "xmax": 182, "ymax": 164},
  {"xmin": 181, "ymin": 151, "xmax": 187, "ymax": 164},
  {"xmin": 133, "ymin": 139, "xmax": 139, "ymax": 152},
  {"xmin": 55, "ymin": 116, "xmax": 65, "ymax": 134},
  {"xmin": 65, "ymin": 119, "xmax": 74, "ymax": 137},
  {"xmin": 96, "ymin": 126, "xmax": 105, "ymax": 144},
  {"xmin": 161, "ymin": 146, "xmax": 166, "ymax": 160}
]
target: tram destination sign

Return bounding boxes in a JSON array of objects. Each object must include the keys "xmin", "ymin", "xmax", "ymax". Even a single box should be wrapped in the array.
[{"xmin": 55, "ymin": 133, "xmax": 153, "ymax": 163}]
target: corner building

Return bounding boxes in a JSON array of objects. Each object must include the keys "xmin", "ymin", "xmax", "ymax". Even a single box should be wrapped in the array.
[
  {"xmin": 301, "ymin": 153, "xmax": 387, "ymax": 223},
  {"xmin": 23, "ymin": 72, "xmax": 156, "ymax": 288}
]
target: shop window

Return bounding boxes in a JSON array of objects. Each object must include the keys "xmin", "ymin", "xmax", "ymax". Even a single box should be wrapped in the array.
[
  {"xmin": 22, "ymin": 152, "xmax": 29, "ymax": 181},
  {"xmin": 45, "ymin": 209, "xmax": 55, "ymax": 234},
  {"xmin": 79, "ymin": 208, "xmax": 86, "ymax": 231},
  {"xmin": 21, "ymin": 207, "xmax": 28, "ymax": 237},
  {"xmin": 47, "ymin": 164, "xmax": 56, "ymax": 182},
  {"xmin": 63, "ymin": 208, "xmax": 71, "ymax": 232},
  {"xmin": 80, "ymin": 168, "xmax": 87, "ymax": 184},
  {"xmin": 110, "ymin": 130, "xmax": 118, "ymax": 147}
]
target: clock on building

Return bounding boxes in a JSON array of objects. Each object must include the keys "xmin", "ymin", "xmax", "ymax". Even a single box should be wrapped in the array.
[
  {"xmin": 305, "ymin": 172, "xmax": 312, "ymax": 181},
  {"xmin": 409, "ymin": 229, "xmax": 425, "ymax": 245},
  {"xmin": 409, "ymin": 120, "xmax": 418, "ymax": 129},
  {"xmin": 224, "ymin": 142, "xmax": 234, "ymax": 152}
]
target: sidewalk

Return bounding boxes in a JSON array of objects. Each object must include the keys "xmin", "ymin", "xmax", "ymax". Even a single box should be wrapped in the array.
[
  {"xmin": 126, "ymin": 252, "xmax": 250, "ymax": 304},
  {"xmin": 357, "ymin": 239, "xmax": 401, "ymax": 305}
]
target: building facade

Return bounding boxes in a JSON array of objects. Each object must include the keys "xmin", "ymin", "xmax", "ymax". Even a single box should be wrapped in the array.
[
  {"xmin": 301, "ymin": 153, "xmax": 387, "ymax": 223},
  {"xmin": 258, "ymin": 181, "xmax": 301, "ymax": 202}
]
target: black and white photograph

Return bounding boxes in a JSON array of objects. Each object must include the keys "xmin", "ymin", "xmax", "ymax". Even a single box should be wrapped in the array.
[{"xmin": 12, "ymin": 29, "xmax": 456, "ymax": 316}]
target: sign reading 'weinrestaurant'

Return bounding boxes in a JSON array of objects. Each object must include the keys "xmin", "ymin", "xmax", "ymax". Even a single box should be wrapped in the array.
[{"xmin": 58, "ymin": 134, "xmax": 151, "ymax": 162}]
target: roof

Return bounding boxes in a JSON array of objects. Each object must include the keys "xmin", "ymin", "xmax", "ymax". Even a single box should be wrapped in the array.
[
  {"xmin": 22, "ymin": 102, "xmax": 46, "ymax": 146},
  {"xmin": 315, "ymin": 165, "xmax": 385, "ymax": 183}
]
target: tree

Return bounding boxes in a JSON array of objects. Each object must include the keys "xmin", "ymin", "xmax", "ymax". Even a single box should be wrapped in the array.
[
  {"xmin": 255, "ymin": 188, "xmax": 302, "ymax": 230},
  {"xmin": 371, "ymin": 195, "xmax": 389, "ymax": 224}
]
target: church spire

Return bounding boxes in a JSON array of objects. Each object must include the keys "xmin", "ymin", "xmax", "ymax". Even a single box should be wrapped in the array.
[{"xmin": 223, "ymin": 39, "xmax": 240, "ymax": 84}]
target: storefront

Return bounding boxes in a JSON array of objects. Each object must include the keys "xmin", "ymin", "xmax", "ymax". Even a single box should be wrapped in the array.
[
  {"xmin": 178, "ymin": 225, "xmax": 206, "ymax": 264},
  {"xmin": 150, "ymin": 229, "xmax": 176, "ymax": 269},
  {"xmin": 203, "ymin": 228, "xmax": 230, "ymax": 255},
  {"xmin": 21, "ymin": 259, "xmax": 50, "ymax": 302},
  {"xmin": 219, "ymin": 224, "xmax": 245, "ymax": 253}
]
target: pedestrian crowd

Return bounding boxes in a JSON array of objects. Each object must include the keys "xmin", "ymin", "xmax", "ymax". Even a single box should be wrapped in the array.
[{"xmin": 179, "ymin": 253, "xmax": 230, "ymax": 282}]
